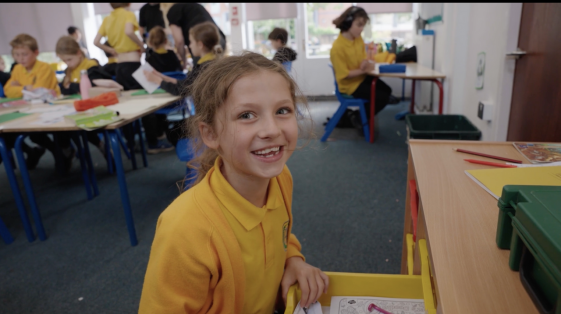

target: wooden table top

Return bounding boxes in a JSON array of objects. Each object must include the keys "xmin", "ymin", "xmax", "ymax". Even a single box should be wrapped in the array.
[
  {"xmin": 409, "ymin": 140, "xmax": 537, "ymax": 314},
  {"xmin": 0, "ymin": 91, "xmax": 180, "ymax": 133},
  {"xmin": 368, "ymin": 62, "xmax": 446, "ymax": 79}
]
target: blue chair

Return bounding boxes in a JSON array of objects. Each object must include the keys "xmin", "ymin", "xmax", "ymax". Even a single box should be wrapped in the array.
[
  {"xmin": 323, "ymin": 65, "xmax": 369, "ymax": 142},
  {"xmin": 175, "ymin": 137, "xmax": 197, "ymax": 191},
  {"xmin": 156, "ymin": 71, "xmax": 189, "ymax": 117},
  {"xmin": 0, "ymin": 216, "xmax": 14, "ymax": 244},
  {"xmin": 0, "ymin": 83, "xmax": 4, "ymax": 97},
  {"xmin": 282, "ymin": 61, "xmax": 292, "ymax": 73}
]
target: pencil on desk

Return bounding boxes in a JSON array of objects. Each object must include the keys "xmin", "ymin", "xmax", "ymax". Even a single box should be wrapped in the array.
[
  {"xmin": 464, "ymin": 159, "xmax": 518, "ymax": 168},
  {"xmin": 454, "ymin": 148, "xmax": 523, "ymax": 164}
]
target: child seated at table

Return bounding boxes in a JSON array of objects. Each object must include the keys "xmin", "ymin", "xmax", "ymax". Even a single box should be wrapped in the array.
[
  {"xmin": 144, "ymin": 21, "xmax": 223, "ymax": 96},
  {"xmin": 268, "ymin": 27, "xmax": 297, "ymax": 64},
  {"xmin": 145, "ymin": 26, "xmax": 182, "ymax": 73}
]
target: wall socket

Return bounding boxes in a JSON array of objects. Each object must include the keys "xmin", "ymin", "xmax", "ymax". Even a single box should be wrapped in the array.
[{"xmin": 477, "ymin": 101, "xmax": 494, "ymax": 121}]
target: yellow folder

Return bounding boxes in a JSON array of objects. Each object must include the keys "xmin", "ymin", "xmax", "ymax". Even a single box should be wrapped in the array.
[{"xmin": 465, "ymin": 166, "xmax": 561, "ymax": 199}]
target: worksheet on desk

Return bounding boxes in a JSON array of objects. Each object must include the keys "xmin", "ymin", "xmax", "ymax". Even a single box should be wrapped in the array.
[{"xmin": 329, "ymin": 296, "xmax": 426, "ymax": 314}]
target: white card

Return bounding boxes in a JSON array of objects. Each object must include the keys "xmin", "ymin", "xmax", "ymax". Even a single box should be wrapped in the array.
[{"xmin": 131, "ymin": 62, "xmax": 160, "ymax": 94}]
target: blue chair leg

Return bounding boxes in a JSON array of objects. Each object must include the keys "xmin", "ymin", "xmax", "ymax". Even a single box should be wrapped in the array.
[
  {"xmin": 116, "ymin": 129, "xmax": 131, "ymax": 160},
  {"xmin": 358, "ymin": 103, "xmax": 370, "ymax": 142},
  {"xmin": 103, "ymin": 131, "xmax": 114, "ymax": 175},
  {"xmin": 0, "ymin": 136, "xmax": 35, "ymax": 242},
  {"xmin": 122, "ymin": 125, "xmax": 138, "ymax": 170},
  {"xmin": 70, "ymin": 133, "xmax": 93, "ymax": 201},
  {"xmin": 0, "ymin": 216, "xmax": 14, "ymax": 244},
  {"xmin": 135, "ymin": 119, "xmax": 148, "ymax": 168},
  {"xmin": 402, "ymin": 78, "xmax": 405, "ymax": 102},
  {"xmin": 321, "ymin": 104, "xmax": 348, "ymax": 142},
  {"xmin": 81, "ymin": 132, "xmax": 99, "ymax": 197},
  {"xmin": 107, "ymin": 130, "xmax": 138, "ymax": 246}
]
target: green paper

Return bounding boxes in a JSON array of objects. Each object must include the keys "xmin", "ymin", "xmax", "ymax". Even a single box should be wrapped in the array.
[
  {"xmin": 0, "ymin": 112, "xmax": 30, "ymax": 124},
  {"xmin": 64, "ymin": 106, "xmax": 122, "ymax": 130},
  {"xmin": 0, "ymin": 97, "xmax": 23, "ymax": 104},
  {"xmin": 131, "ymin": 88, "xmax": 166, "ymax": 96}
]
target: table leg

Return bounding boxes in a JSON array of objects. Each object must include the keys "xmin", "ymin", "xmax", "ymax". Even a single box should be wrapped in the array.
[
  {"xmin": 103, "ymin": 131, "xmax": 113, "ymax": 175},
  {"xmin": 80, "ymin": 131, "xmax": 99, "ymax": 197},
  {"xmin": 401, "ymin": 79, "xmax": 405, "ymax": 102},
  {"xmin": 410, "ymin": 79, "xmax": 416, "ymax": 113},
  {"xmin": 135, "ymin": 119, "xmax": 148, "ymax": 168},
  {"xmin": 369, "ymin": 77, "xmax": 378, "ymax": 144},
  {"xmin": 123, "ymin": 125, "xmax": 137, "ymax": 170},
  {"xmin": 0, "ymin": 215, "xmax": 14, "ymax": 244},
  {"xmin": 1, "ymin": 136, "xmax": 36, "ymax": 242},
  {"xmin": 71, "ymin": 133, "xmax": 93, "ymax": 201},
  {"xmin": 431, "ymin": 79, "xmax": 444, "ymax": 114},
  {"xmin": 107, "ymin": 130, "xmax": 138, "ymax": 246}
]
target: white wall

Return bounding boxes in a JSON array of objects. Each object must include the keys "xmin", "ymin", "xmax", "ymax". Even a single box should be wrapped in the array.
[{"xmin": 424, "ymin": 3, "xmax": 522, "ymax": 141}]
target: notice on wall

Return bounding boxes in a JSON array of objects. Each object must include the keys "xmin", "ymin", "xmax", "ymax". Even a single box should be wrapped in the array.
[{"xmin": 476, "ymin": 52, "xmax": 485, "ymax": 90}]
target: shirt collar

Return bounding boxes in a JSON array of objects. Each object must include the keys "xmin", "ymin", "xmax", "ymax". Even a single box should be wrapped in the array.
[
  {"xmin": 337, "ymin": 33, "xmax": 358, "ymax": 46},
  {"xmin": 211, "ymin": 156, "xmax": 283, "ymax": 231},
  {"xmin": 197, "ymin": 52, "xmax": 215, "ymax": 65},
  {"xmin": 155, "ymin": 47, "xmax": 167, "ymax": 54}
]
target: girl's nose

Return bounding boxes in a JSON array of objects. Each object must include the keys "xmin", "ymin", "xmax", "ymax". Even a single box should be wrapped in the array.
[{"xmin": 257, "ymin": 115, "xmax": 282, "ymax": 139}]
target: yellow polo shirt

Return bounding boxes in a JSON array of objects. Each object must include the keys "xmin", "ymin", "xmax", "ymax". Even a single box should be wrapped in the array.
[
  {"xmin": 4, "ymin": 60, "xmax": 61, "ymax": 98},
  {"xmin": 98, "ymin": 8, "xmax": 140, "ymax": 54},
  {"xmin": 154, "ymin": 47, "xmax": 167, "ymax": 54},
  {"xmin": 69, "ymin": 58, "xmax": 99, "ymax": 83},
  {"xmin": 211, "ymin": 157, "xmax": 290, "ymax": 314},
  {"xmin": 197, "ymin": 52, "xmax": 216, "ymax": 65},
  {"xmin": 330, "ymin": 33, "xmax": 367, "ymax": 95}
]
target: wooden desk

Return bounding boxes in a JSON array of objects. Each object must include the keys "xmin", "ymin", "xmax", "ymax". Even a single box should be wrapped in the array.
[
  {"xmin": 402, "ymin": 140, "xmax": 538, "ymax": 314},
  {"xmin": 0, "ymin": 91, "xmax": 180, "ymax": 245},
  {"xmin": 366, "ymin": 63, "xmax": 446, "ymax": 143}
]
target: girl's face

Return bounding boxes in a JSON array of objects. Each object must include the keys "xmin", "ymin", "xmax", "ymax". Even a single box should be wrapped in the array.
[
  {"xmin": 188, "ymin": 34, "xmax": 205, "ymax": 57},
  {"xmin": 202, "ymin": 70, "xmax": 298, "ymax": 181},
  {"xmin": 271, "ymin": 39, "xmax": 283, "ymax": 51},
  {"xmin": 349, "ymin": 17, "xmax": 367, "ymax": 39},
  {"xmin": 58, "ymin": 54, "xmax": 82, "ymax": 70}
]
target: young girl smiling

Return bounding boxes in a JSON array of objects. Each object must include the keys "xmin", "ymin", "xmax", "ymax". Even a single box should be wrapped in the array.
[{"xmin": 139, "ymin": 52, "xmax": 328, "ymax": 313}]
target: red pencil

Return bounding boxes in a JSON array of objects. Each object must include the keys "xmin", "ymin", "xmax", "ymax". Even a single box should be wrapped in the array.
[
  {"xmin": 454, "ymin": 148, "xmax": 523, "ymax": 164},
  {"xmin": 464, "ymin": 159, "xmax": 518, "ymax": 168}
]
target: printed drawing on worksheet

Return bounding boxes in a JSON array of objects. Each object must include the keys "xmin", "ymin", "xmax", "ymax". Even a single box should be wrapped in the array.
[{"xmin": 329, "ymin": 296, "xmax": 426, "ymax": 314}]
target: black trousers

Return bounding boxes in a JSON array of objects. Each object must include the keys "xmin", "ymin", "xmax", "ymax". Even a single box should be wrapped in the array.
[
  {"xmin": 115, "ymin": 62, "xmax": 142, "ymax": 91},
  {"xmin": 29, "ymin": 132, "xmax": 101, "ymax": 153},
  {"xmin": 351, "ymin": 76, "xmax": 392, "ymax": 118},
  {"xmin": 141, "ymin": 114, "xmax": 169, "ymax": 146}
]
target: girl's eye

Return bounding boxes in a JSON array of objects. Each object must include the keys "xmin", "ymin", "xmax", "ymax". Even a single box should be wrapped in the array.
[
  {"xmin": 239, "ymin": 112, "xmax": 255, "ymax": 119},
  {"xmin": 277, "ymin": 107, "xmax": 293, "ymax": 115}
]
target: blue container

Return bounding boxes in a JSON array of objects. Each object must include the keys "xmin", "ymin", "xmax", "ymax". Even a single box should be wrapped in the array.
[{"xmin": 379, "ymin": 64, "xmax": 406, "ymax": 73}]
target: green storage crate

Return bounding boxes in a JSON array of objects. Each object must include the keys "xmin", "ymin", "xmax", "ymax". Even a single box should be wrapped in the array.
[
  {"xmin": 405, "ymin": 114, "xmax": 481, "ymax": 140},
  {"xmin": 496, "ymin": 185, "xmax": 561, "ymax": 314}
]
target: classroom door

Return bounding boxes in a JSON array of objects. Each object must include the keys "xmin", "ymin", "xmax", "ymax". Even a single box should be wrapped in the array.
[{"xmin": 507, "ymin": 3, "xmax": 561, "ymax": 142}]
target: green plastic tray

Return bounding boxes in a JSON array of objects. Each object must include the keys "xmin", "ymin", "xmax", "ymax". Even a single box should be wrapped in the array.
[{"xmin": 405, "ymin": 114, "xmax": 481, "ymax": 140}]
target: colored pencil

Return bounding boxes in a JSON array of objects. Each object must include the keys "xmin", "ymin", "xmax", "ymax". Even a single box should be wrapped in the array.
[
  {"xmin": 454, "ymin": 148, "xmax": 523, "ymax": 164},
  {"xmin": 464, "ymin": 159, "xmax": 518, "ymax": 168}
]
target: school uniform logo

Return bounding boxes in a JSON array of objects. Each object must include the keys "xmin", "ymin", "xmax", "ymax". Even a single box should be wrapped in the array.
[{"xmin": 282, "ymin": 221, "xmax": 289, "ymax": 251}]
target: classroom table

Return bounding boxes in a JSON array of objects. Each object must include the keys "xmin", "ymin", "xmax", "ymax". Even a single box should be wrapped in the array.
[
  {"xmin": 402, "ymin": 140, "xmax": 538, "ymax": 313},
  {"xmin": 0, "ymin": 91, "xmax": 180, "ymax": 245},
  {"xmin": 367, "ymin": 63, "xmax": 446, "ymax": 143}
]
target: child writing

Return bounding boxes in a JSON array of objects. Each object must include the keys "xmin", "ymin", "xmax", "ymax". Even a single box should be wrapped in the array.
[
  {"xmin": 145, "ymin": 26, "xmax": 182, "ymax": 73},
  {"xmin": 144, "ymin": 21, "xmax": 222, "ymax": 96},
  {"xmin": 4, "ymin": 34, "xmax": 60, "ymax": 98},
  {"xmin": 139, "ymin": 52, "xmax": 329, "ymax": 313},
  {"xmin": 268, "ymin": 27, "xmax": 298, "ymax": 64}
]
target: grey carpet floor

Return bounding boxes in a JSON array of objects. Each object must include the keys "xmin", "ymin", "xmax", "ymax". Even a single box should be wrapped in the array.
[{"xmin": 0, "ymin": 101, "xmax": 410, "ymax": 314}]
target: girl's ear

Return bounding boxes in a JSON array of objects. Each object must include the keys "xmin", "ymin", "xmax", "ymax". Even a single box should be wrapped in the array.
[{"xmin": 199, "ymin": 122, "xmax": 219, "ymax": 150}]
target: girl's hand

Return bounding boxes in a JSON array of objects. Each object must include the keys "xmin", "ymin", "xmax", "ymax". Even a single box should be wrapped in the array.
[
  {"xmin": 144, "ymin": 70, "xmax": 163, "ymax": 85},
  {"xmin": 360, "ymin": 60, "xmax": 375, "ymax": 73},
  {"xmin": 11, "ymin": 80, "xmax": 22, "ymax": 87},
  {"xmin": 107, "ymin": 48, "xmax": 118, "ymax": 57},
  {"xmin": 281, "ymin": 256, "xmax": 329, "ymax": 309}
]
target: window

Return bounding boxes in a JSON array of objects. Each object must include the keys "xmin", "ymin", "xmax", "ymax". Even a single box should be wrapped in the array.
[
  {"xmin": 365, "ymin": 13, "xmax": 414, "ymax": 52},
  {"xmin": 247, "ymin": 19, "xmax": 296, "ymax": 59},
  {"xmin": 305, "ymin": 3, "xmax": 353, "ymax": 58}
]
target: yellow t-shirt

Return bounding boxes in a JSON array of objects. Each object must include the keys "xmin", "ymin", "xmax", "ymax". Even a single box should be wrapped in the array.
[
  {"xmin": 330, "ymin": 33, "xmax": 367, "ymax": 95},
  {"xmin": 154, "ymin": 47, "xmax": 167, "ymax": 54},
  {"xmin": 97, "ymin": 8, "xmax": 140, "ymax": 54},
  {"xmin": 211, "ymin": 158, "xmax": 290, "ymax": 314},
  {"xmin": 4, "ymin": 60, "xmax": 61, "ymax": 98},
  {"xmin": 69, "ymin": 58, "xmax": 99, "ymax": 83},
  {"xmin": 107, "ymin": 57, "xmax": 117, "ymax": 64}
]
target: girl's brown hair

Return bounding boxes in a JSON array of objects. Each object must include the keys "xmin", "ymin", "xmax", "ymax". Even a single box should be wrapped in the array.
[
  {"xmin": 56, "ymin": 36, "xmax": 84, "ymax": 87},
  {"xmin": 189, "ymin": 21, "xmax": 224, "ymax": 57},
  {"xmin": 332, "ymin": 6, "xmax": 370, "ymax": 32},
  {"xmin": 183, "ymin": 51, "xmax": 311, "ymax": 189},
  {"xmin": 147, "ymin": 26, "xmax": 167, "ymax": 49}
]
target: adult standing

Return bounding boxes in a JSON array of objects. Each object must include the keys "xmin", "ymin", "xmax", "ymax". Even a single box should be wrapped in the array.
[
  {"xmin": 164, "ymin": 3, "xmax": 226, "ymax": 66},
  {"xmin": 330, "ymin": 6, "xmax": 395, "ymax": 130},
  {"xmin": 139, "ymin": 3, "xmax": 166, "ymax": 43},
  {"xmin": 67, "ymin": 26, "xmax": 90, "ymax": 59}
]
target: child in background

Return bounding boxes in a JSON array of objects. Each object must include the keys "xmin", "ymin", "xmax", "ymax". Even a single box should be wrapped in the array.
[
  {"xmin": 0, "ymin": 56, "xmax": 10, "ymax": 87},
  {"xmin": 139, "ymin": 52, "xmax": 329, "ymax": 313},
  {"xmin": 93, "ymin": 2, "xmax": 145, "ymax": 90},
  {"xmin": 144, "ymin": 21, "xmax": 222, "ymax": 96},
  {"xmin": 101, "ymin": 41, "xmax": 117, "ymax": 77},
  {"xmin": 145, "ymin": 26, "xmax": 182, "ymax": 73},
  {"xmin": 4, "ymin": 34, "xmax": 60, "ymax": 98},
  {"xmin": 268, "ymin": 27, "xmax": 297, "ymax": 64}
]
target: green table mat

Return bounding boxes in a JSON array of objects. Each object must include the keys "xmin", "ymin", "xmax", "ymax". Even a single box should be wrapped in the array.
[
  {"xmin": 131, "ymin": 88, "xmax": 166, "ymax": 96},
  {"xmin": 0, "ymin": 97, "xmax": 22, "ymax": 104},
  {"xmin": 0, "ymin": 112, "xmax": 30, "ymax": 124}
]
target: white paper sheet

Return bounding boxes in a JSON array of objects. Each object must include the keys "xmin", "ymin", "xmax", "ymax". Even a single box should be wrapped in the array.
[
  {"xmin": 23, "ymin": 105, "xmax": 77, "ymax": 125},
  {"xmin": 131, "ymin": 62, "xmax": 160, "ymax": 94},
  {"xmin": 329, "ymin": 296, "xmax": 426, "ymax": 314}
]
